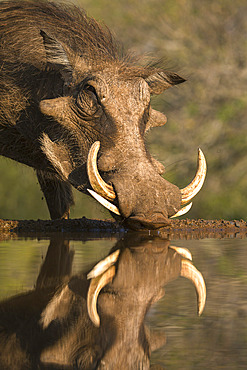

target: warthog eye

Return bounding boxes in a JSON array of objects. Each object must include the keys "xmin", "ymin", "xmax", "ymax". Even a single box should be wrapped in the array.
[
  {"xmin": 84, "ymin": 83, "xmax": 99, "ymax": 103},
  {"xmin": 85, "ymin": 84, "xmax": 96, "ymax": 94},
  {"xmin": 75, "ymin": 90, "xmax": 99, "ymax": 118}
]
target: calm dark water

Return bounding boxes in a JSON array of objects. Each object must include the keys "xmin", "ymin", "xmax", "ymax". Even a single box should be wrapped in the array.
[{"xmin": 0, "ymin": 233, "xmax": 246, "ymax": 369}]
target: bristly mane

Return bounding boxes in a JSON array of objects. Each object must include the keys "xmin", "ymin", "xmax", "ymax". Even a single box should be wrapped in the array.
[
  {"xmin": 0, "ymin": 0, "xmax": 125, "ymax": 65},
  {"xmin": 0, "ymin": 0, "xmax": 167, "ymax": 81}
]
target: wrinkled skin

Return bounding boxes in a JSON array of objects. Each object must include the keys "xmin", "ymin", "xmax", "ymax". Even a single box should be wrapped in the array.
[
  {"xmin": 0, "ymin": 235, "xmax": 188, "ymax": 369},
  {"xmin": 0, "ymin": 1, "xmax": 185, "ymax": 229}
]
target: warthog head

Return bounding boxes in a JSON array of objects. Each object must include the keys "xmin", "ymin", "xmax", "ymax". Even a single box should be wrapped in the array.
[{"xmin": 39, "ymin": 23, "xmax": 206, "ymax": 229}]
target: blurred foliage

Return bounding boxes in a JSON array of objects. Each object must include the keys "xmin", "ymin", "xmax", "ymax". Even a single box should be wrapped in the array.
[{"xmin": 0, "ymin": 0, "xmax": 247, "ymax": 220}]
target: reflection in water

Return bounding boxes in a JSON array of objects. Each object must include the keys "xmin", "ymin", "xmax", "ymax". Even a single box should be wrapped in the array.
[{"xmin": 0, "ymin": 234, "xmax": 206, "ymax": 369}]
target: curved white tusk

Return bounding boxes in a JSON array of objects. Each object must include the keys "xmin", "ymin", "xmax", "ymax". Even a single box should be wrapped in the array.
[
  {"xmin": 180, "ymin": 259, "xmax": 206, "ymax": 316},
  {"xmin": 169, "ymin": 246, "xmax": 192, "ymax": 261},
  {"xmin": 170, "ymin": 202, "xmax": 192, "ymax": 218},
  {"xmin": 87, "ymin": 188, "xmax": 120, "ymax": 216},
  {"xmin": 87, "ymin": 265, "xmax": 116, "ymax": 327},
  {"xmin": 181, "ymin": 148, "xmax": 207, "ymax": 205},
  {"xmin": 87, "ymin": 141, "xmax": 116, "ymax": 201},
  {"xmin": 87, "ymin": 249, "xmax": 120, "ymax": 280}
]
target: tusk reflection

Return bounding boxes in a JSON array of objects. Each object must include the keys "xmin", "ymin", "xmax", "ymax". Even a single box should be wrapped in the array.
[
  {"xmin": 87, "ymin": 249, "xmax": 120, "ymax": 279},
  {"xmin": 180, "ymin": 259, "xmax": 206, "ymax": 316},
  {"xmin": 87, "ymin": 265, "xmax": 116, "ymax": 327},
  {"xmin": 170, "ymin": 246, "xmax": 192, "ymax": 261}
]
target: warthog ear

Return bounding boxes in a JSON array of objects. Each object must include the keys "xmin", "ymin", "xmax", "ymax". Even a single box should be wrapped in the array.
[
  {"xmin": 146, "ymin": 71, "xmax": 186, "ymax": 95},
  {"xmin": 40, "ymin": 285, "xmax": 73, "ymax": 329},
  {"xmin": 40, "ymin": 30, "xmax": 73, "ymax": 83}
]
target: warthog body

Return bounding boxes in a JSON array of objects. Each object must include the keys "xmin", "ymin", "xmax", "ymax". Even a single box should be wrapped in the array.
[{"xmin": 0, "ymin": 0, "xmax": 186, "ymax": 228}]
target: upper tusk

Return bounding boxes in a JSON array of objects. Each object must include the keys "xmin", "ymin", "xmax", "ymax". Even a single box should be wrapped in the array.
[
  {"xmin": 180, "ymin": 259, "xmax": 206, "ymax": 316},
  {"xmin": 87, "ymin": 265, "xmax": 116, "ymax": 327},
  {"xmin": 87, "ymin": 141, "xmax": 116, "ymax": 201},
  {"xmin": 87, "ymin": 249, "xmax": 120, "ymax": 280},
  {"xmin": 87, "ymin": 189, "xmax": 120, "ymax": 215},
  {"xmin": 170, "ymin": 202, "xmax": 192, "ymax": 218},
  {"xmin": 180, "ymin": 148, "xmax": 207, "ymax": 205}
]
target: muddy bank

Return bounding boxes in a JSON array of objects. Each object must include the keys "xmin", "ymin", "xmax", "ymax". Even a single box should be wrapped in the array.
[{"xmin": 0, "ymin": 217, "xmax": 247, "ymax": 240}]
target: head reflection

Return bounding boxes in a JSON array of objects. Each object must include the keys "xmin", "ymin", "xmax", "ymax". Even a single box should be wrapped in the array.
[{"xmin": 0, "ymin": 234, "xmax": 206, "ymax": 369}]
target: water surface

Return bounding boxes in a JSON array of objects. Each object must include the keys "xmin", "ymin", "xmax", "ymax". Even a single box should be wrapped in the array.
[{"xmin": 0, "ymin": 233, "xmax": 246, "ymax": 369}]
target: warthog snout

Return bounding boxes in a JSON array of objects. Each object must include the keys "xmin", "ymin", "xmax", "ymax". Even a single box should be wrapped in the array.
[{"xmin": 87, "ymin": 141, "xmax": 206, "ymax": 229}]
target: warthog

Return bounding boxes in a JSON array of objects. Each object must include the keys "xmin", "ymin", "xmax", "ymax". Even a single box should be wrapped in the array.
[
  {"xmin": 0, "ymin": 1, "xmax": 206, "ymax": 229},
  {"xmin": 0, "ymin": 235, "xmax": 206, "ymax": 369}
]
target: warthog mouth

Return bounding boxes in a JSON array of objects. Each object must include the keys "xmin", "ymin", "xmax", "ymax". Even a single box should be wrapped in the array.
[{"xmin": 87, "ymin": 141, "xmax": 207, "ymax": 223}]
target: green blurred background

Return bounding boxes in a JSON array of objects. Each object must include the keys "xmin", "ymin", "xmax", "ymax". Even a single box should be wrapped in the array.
[{"xmin": 0, "ymin": 0, "xmax": 246, "ymax": 221}]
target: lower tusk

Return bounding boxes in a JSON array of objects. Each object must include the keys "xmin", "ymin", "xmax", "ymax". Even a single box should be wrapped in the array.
[
  {"xmin": 87, "ymin": 249, "xmax": 120, "ymax": 280},
  {"xmin": 87, "ymin": 188, "xmax": 120, "ymax": 216},
  {"xmin": 87, "ymin": 265, "xmax": 116, "ymax": 327},
  {"xmin": 181, "ymin": 148, "xmax": 207, "ymax": 205},
  {"xmin": 170, "ymin": 246, "xmax": 192, "ymax": 261},
  {"xmin": 170, "ymin": 202, "xmax": 192, "ymax": 218},
  {"xmin": 180, "ymin": 259, "xmax": 206, "ymax": 316}
]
